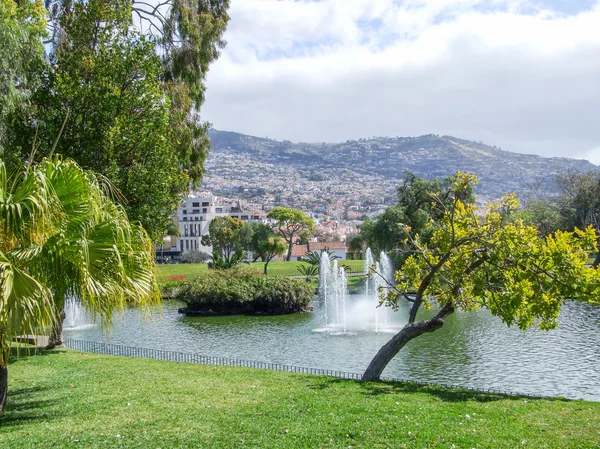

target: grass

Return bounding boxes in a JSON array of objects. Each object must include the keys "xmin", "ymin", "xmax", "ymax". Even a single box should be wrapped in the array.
[
  {"xmin": 156, "ymin": 260, "xmax": 367, "ymax": 283},
  {"xmin": 2, "ymin": 350, "xmax": 599, "ymax": 448}
]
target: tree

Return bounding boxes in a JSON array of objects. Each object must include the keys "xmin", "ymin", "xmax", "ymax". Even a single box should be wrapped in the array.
[
  {"xmin": 267, "ymin": 207, "xmax": 315, "ymax": 261},
  {"xmin": 249, "ymin": 223, "xmax": 286, "ymax": 275},
  {"xmin": 249, "ymin": 223, "xmax": 273, "ymax": 262},
  {"xmin": 260, "ymin": 237, "xmax": 287, "ymax": 275},
  {"xmin": 513, "ymin": 198, "xmax": 561, "ymax": 238},
  {"xmin": 0, "ymin": 156, "xmax": 159, "ymax": 410},
  {"xmin": 5, "ymin": 0, "xmax": 231, "ymax": 241},
  {"xmin": 236, "ymin": 223, "xmax": 255, "ymax": 259},
  {"xmin": 358, "ymin": 171, "xmax": 475, "ymax": 262},
  {"xmin": 6, "ymin": 0, "xmax": 189, "ymax": 241},
  {"xmin": 361, "ymin": 172, "xmax": 600, "ymax": 381},
  {"xmin": 0, "ymin": 0, "xmax": 46, "ymax": 151},
  {"xmin": 555, "ymin": 170, "xmax": 600, "ymax": 267},
  {"xmin": 43, "ymin": 0, "xmax": 230, "ymax": 186},
  {"xmin": 346, "ymin": 233, "xmax": 365, "ymax": 259},
  {"xmin": 201, "ymin": 216, "xmax": 245, "ymax": 269}
]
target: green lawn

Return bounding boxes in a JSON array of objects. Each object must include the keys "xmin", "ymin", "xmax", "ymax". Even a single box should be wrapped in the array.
[
  {"xmin": 1, "ymin": 350, "xmax": 599, "ymax": 448},
  {"xmin": 156, "ymin": 260, "xmax": 367, "ymax": 283}
]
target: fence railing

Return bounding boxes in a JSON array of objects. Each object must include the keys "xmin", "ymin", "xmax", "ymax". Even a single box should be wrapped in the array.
[
  {"xmin": 64, "ymin": 338, "xmax": 546, "ymax": 399},
  {"xmin": 65, "ymin": 338, "xmax": 361, "ymax": 379}
]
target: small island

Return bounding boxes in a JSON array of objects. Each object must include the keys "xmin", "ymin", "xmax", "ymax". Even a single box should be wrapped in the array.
[{"xmin": 176, "ymin": 272, "xmax": 314, "ymax": 316}]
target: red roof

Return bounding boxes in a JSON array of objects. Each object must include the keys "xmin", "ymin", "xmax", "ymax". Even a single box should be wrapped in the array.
[
  {"xmin": 290, "ymin": 245, "xmax": 309, "ymax": 257},
  {"xmin": 290, "ymin": 242, "xmax": 347, "ymax": 258},
  {"xmin": 308, "ymin": 242, "xmax": 346, "ymax": 250}
]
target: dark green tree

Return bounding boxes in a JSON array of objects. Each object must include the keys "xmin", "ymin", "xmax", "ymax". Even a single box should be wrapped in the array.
[
  {"xmin": 512, "ymin": 198, "xmax": 562, "ymax": 238},
  {"xmin": 359, "ymin": 171, "xmax": 475, "ymax": 263},
  {"xmin": 346, "ymin": 233, "xmax": 365, "ymax": 260},
  {"xmin": 0, "ymin": 0, "xmax": 46, "ymax": 151},
  {"xmin": 43, "ymin": 0, "xmax": 230, "ymax": 185},
  {"xmin": 6, "ymin": 1, "xmax": 189, "ymax": 241},
  {"xmin": 5, "ymin": 0, "xmax": 230, "ymax": 241},
  {"xmin": 554, "ymin": 170, "xmax": 600, "ymax": 267},
  {"xmin": 267, "ymin": 207, "xmax": 315, "ymax": 261},
  {"xmin": 201, "ymin": 216, "xmax": 245, "ymax": 269}
]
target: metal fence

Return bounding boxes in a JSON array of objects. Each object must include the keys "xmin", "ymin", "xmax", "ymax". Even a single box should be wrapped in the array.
[{"xmin": 64, "ymin": 338, "xmax": 546, "ymax": 399}]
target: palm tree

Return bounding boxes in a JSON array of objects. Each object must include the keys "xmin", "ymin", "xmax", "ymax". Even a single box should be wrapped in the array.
[
  {"xmin": 297, "ymin": 248, "xmax": 347, "ymax": 281},
  {"xmin": 0, "ymin": 157, "xmax": 159, "ymax": 410},
  {"xmin": 0, "ymin": 160, "xmax": 54, "ymax": 411}
]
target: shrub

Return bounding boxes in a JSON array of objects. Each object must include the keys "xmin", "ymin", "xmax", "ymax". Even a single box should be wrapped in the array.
[
  {"xmin": 176, "ymin": 272, "xmax": 314, "ymax": 315},
  {"xmin": 180, "ymin": 250, "xmax": 211, "ymax": 263}
]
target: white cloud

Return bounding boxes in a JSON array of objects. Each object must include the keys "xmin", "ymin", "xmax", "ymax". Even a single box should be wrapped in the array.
[{"xmin": 202, "ymin": 0, "xmax": 600, "ymax": 164}]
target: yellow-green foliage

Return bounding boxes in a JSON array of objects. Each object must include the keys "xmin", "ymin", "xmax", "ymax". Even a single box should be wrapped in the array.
[{"xmin": 388, "ymin": 172, "xmax": 600, "ymax": 330}]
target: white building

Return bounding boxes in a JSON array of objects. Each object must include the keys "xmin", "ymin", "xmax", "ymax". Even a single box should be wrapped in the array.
[{"xmin": 176, "ymin": 192, "xmax": 266, "ymax": 255}]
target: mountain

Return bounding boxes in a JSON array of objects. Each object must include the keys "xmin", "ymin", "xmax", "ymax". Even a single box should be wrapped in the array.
[{"xmin": 205, "ymin": 130, "xmax": 597, "ymax": 212}]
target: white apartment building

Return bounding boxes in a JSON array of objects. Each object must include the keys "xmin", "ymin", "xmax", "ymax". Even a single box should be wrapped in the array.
[{"xmin": 176, "ymin": 192, "xmax": 265, "ymax": 255}]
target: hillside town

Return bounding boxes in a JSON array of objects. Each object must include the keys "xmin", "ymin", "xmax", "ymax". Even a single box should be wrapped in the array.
[{"xmin": 160, "ymin": 190, "xmax": 353, "ymax": 262}]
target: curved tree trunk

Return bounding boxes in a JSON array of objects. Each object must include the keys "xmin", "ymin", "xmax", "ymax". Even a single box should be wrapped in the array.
[
  {"xmin": 361, "ymin": 304, "xmax": 454, "ymax": 382},
  {"xmin": 47, "ymin": 307, "xmax": 66, "ymax": 349}
]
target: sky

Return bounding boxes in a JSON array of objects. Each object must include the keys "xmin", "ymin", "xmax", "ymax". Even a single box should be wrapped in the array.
[{"xmin": 200, "ymin": 0, "xmax": 600, "ymax": 164}]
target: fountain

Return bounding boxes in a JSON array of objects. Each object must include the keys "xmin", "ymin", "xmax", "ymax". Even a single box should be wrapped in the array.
[
  {"xmin": 318, "ymin": 248, "xmax": 395, "ymax": 334},
  {"xmin": 64, "ymin": 297, "xmax": 95, "ymax": 330},
  {"xmin": 318, "ymin": 252, "xmax": 348, "ymax": 334}
]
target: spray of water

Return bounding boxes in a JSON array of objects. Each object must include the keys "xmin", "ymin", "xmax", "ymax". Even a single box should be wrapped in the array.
[{"xmin": 318, "ymin": 248, "xmax": 395, "ymax": 334}]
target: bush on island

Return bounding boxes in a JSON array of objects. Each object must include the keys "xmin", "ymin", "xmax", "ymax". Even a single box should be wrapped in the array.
[{"xmin": 176, "ymin": 272, "xmax": 314, "ymax": 315}]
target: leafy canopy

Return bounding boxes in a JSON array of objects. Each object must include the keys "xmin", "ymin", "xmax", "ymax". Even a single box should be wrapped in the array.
[
  {"xmin": 248, "ymin": 223, "xmax": 287, "ymax": 274},
  {"xmin": 201, "ymin": 216, "xmax": 246, "ymax": 268},
  {"xmin": 362, "ymin": 172, "xmax": 600, "ymax": 381},
  {"xmin": 0, "ymin": 0, "xmax": 46, "ymax": 149},
  {"xmin": 267, "ymin": 207, "xmax": 315, "ymax": 261},
  {"xmin": 358, "ymin": 171, "xmax": 474, "ymax": 260},
  {"xmin": 4, "ymin": 0, "xmax": 231, "ymax": 241},
  {"xmin": 6, "ymin": 0, "xmax": 190, "ymax": 241},
  {"xmin": 389, "ymin": 173, "xmax": 599, "ymax": 327}
]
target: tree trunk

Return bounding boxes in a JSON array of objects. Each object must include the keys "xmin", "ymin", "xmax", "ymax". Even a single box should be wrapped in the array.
[
  {"xmin": 0, "ymin": 332, "xmax": 6, "ymax": 410},
  {"xmin": 0, "ymin": 361, "xmax": 7, "ymax": 412},
  {"xmin": 264, "ymin": 260, "xmax": 269, "ymax": 275},
  {"xmin": 286, "ymin": 240, "xmax": 293, "ymax": 262},
  {"xmin": 47, "ymin": 307, "xmax": 66, "ymax": 349},
  {"xmin": 361, "ymin": 305, "xmax": 454, "ymax": 382}
]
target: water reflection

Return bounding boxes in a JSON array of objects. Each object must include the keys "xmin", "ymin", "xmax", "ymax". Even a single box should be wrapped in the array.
[{"xmin": 65, "ymin": 298, "xmax": 600, "ymax": 401}]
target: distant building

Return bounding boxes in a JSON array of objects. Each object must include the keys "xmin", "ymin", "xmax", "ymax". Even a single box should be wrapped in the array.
[{"xmin": 158, "ymin": 192, "xmax": 267, "ymax": 261}]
